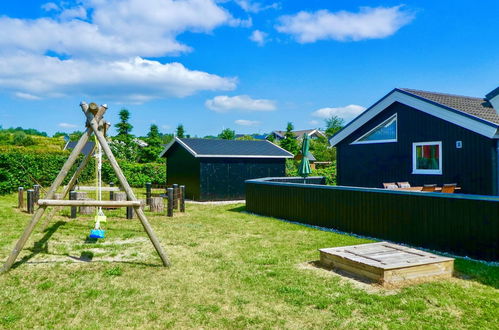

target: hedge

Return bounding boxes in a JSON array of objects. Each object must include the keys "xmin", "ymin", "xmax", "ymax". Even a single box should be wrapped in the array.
[{"xmin": 0, "ymin": 151, "xmax": 166, "ymax": 195}]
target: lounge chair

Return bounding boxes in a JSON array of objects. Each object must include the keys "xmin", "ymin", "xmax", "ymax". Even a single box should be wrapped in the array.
[
  {"xmin": 383, "ymin": 182, "xmax": 398, "ymax": 189},
  {"xmin": 441, "ymin": 183, "xmax": 457, "ymax": 193},
  {"xmin": 397, "ymin": 182, "xmax": 411, "ymax": 188},
  {"xmin": 422, "ymin": 184, "xmax": 437, "ymax": 192}
]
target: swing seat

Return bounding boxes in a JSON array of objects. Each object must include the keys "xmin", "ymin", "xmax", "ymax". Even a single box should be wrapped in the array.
[
  {"xmin": 89, "ymin": 229, "xmax": 105, "ymax": 239},
  {"xmin": 95, "ymin": 214, "xmax": 107, "ymax": 223}
]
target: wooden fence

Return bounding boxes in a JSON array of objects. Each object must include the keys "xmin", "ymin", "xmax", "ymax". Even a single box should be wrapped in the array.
[{"xmin": 246, "ymin": 177, "xmax": 499, "ymax": 261}]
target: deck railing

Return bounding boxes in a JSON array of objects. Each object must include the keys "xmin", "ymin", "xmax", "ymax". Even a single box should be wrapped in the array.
[{"xmin": 245, "ymin": 177, "xmax": 499, "ymax": 261}]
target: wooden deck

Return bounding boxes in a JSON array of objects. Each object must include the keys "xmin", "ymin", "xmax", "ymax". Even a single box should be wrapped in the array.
[{"xmin": 319, "ymin": 242, "xmax": 454, "ymax": 286}]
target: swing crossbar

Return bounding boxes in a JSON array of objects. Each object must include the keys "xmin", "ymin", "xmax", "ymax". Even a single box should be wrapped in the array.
[
  {"xmin": 70, "ymin": 186, "xmax": 121, "ymax": 192},
  {"xmin": 37, "ymin": 199, "xmax": 141, "ymax": 207}
]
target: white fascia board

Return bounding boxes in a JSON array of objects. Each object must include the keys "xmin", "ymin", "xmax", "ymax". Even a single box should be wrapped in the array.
[
  {"xmin": 196, "ymin": 154, "xmax": 293, "ymax": 158},
  {"xmin": 330, "ymin": 90, "xmax": 499, "ymax": 147},
  {"xmin": 264, "ymin": 139, "xmax": 295, "ymax": 157},
  {"xmin": 159, "ymin": 137, "xmax": 198, "ymax": 158}
]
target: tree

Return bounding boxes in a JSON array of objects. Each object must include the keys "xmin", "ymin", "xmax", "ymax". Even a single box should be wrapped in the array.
[
  {"xmin": 140, "ymin": 124, "xmax": 164, "ymax": 163},
  {"xmin": 115, "ymin": 108, "xmax": 134, "ymax": 137},
  {"xmin": 53, "ymin": 131, "xmax": 69, "ymax": 139},
  {"xmin": 69, "ymin": 131, "xmax": 83, "ymax": 142},
  {"xmin": 218, "ymin": 128, "xmax": 235, "ymax": 140},
  {"xmin": 280, "ymin": 122, "xmax": 299, "ymax": 155},
  {"xmin": 266, "ymin": 133, "xmax": 276, "ymax": 143},
  {"xmin": 12, "ymin": 131, "xmax": 35, "ymax": 146},
  {"xmin": 236, "ymin": 135, "xmax": 256, "ymax": 141},
  {"xmin": 176, "ymin": 124, "xmax": 185, "ymax": 138},
  {"xmin": 325, "ymin": 115, "xmax": 345, "ymax": 137},
  {"xmin": 161, "ymin": 133, "xmax": 174, "ymax": 144}
]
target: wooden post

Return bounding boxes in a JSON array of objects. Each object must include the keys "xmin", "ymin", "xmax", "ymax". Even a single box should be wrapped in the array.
[
  {"xmin": 150, "ymin": 197, "xmax": 164, "ymax": 213},
  {"xmin": 146, "ymin": 182, "xmax": 152, "ymax": 206},
  {"xmin": 18, "ymin": 187, "xmax": 24, "ymax": 209},
  {"xmin": 1, "ymin": 102, "xmax": 102, "ymax": 273},
  {"xmin": 109, "ymin": 182, "xmax": 114, "ymax": 201},
  {"xmin": 33, "ymin": 185, "xmax": 41, "ymax": 205},
  {"xmin": 126, "ymin": 201, "xmax": 134, "ymax": 219},
  {"xmin": 27, "ymin": 190, "xmax": 34, "ymax": 214},
  {"xmin": 70, "ymin": 191, "xmax": 77, "ymax": 218},
  {"xmin": 180, "ymin": 185, "xmax": 185, "ymax": 213},
  {"xmin": 173, "ymin": 184, "xmax": 179, "ymax": 210},
  {"xmin": 167, "ymin": 188, "xmax": 174, "ymax": 217},
  {"xmin": 86, "ymin": 112, "xmax": 170, "ymax": 267}
]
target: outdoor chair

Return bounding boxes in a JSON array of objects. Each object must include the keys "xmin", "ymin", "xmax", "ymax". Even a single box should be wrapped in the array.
[
  {"xmin": 422, "ymin": 184, "xmax": 437, "ymax": 192},
  {"xmin": 397, "ymin": 181, "xmax": 411, "ymax": 188},
  {"xmin": 441, "ymin": 183, "xmax": 457, "ymax": 193},
  {"xmin": 383, "ymin": 182, "xmax": 398, "ymax": 189}
]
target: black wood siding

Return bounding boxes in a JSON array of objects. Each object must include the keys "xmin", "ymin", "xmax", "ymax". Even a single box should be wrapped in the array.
[
  {"xmin": 166, "ymin": 143, "xmax": 200, "ymax": 200},
  {"xmin": 337, "ymin": 102, "xmax": 496, "ymax": 195},
  {"xmin": 246, "ymin": 179, "xmax": 499, "ymax": 261},
  {"xmin": 199, "ymin": 158, "xmax": 285, "ymax": 201}
]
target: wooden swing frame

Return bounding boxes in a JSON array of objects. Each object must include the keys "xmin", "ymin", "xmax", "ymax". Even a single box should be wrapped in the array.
[{"xmin": 1, "ymin": 102, "xmax": 170, "ymax": 273}]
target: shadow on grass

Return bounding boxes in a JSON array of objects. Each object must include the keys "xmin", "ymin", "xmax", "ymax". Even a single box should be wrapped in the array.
[
  {"xmin": 453, "ymin": 259, "xmax": 499, "ymax": 289},
  {"xmin": 227, "ymin": 206, "xmax": 246, "ymax": 213},
  {"xmin": 11, "ymin": 221, "xmax": 66, "ymax": 270}
]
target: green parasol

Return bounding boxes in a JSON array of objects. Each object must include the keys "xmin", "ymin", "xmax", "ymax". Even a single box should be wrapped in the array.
[{"xmin": 298, "ymin": 133, "xmax": 312, "ymax": 183}]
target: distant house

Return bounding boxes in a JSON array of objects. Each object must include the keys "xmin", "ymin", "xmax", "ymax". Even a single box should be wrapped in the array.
[
  {"xmin": 330, "ymin": 87, "xmax": 499, "ymax": 195},
  {"xmin": 63, "ymin": 141, "xmax": 95, "ymax": 156},
  {"xmin": 159, "ymin": 138, "xmax": 293, "ymax": 201},
  {"xmin": 269, "ymin": 129, "xmax": 326, "ymax": 141}
]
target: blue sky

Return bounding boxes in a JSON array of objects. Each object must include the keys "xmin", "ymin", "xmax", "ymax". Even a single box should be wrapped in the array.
[{"xmin": 0, "ymin": 0, "xmax": 497, "ymax": 137}]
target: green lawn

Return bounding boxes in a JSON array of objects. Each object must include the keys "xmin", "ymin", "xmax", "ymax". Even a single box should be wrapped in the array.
[{"xmin": 0, "ymin": 192, "xmax": 498, "ymax": 328}]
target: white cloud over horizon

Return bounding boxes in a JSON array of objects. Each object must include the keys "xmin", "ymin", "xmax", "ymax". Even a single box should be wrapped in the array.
[
  {"xmin": 0, "ymin": 0, "xmax": 242, "ymax": 102},
  {"xmin": 205, "ymin": 95, "xmax": 276, "ymax": 112},
  {"xmin": 58, "ymin": 122, "xmax": 78, "ymax": 128},
  {"xmin": 235, "ymin": 0, "xmax": 280, "ymax": 13},
  {"xmin": 0, "ymin": 55, "xmax": 236, "ymax": 102},
  {"xmin": 235, "ymin": 119, "xmax": 260, "ymax": 126},
  {"xmin": 312, "ymin": 104, "xmax": 366, "ymax": 121},
  {"xmin": 276, "ymin": 6, "xmax": 414, "ymax": 43}
]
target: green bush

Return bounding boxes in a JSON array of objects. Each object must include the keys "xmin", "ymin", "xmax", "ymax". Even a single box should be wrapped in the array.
[
  {"xmin": 0, "ymin": 151, "xmax": 166, "ymax": 195},
  {"xmin": 285, "ymin": 159, "xmax": 336, "ymax": 185}
]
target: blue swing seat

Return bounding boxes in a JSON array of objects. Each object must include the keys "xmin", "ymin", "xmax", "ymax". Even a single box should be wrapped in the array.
[{"xmin": 89, "ymin": 229, "xmax": 105, "ymax": 239}]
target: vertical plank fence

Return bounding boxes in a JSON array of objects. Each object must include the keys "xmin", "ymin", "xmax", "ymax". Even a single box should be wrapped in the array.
[{"xmin": 246, "ymin": 177, "xmax": 499, "ymax": 261}]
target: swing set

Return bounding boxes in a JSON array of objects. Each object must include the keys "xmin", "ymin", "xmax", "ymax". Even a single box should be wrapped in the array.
[{"xmin": 1, "ymin": 102, "xmax": 170, "ymax": 273}]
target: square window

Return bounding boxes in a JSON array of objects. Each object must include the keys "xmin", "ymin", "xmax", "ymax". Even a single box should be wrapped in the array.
[{"xmin": 412, "ymin": 141, "xmax": 442, "ymax": 175}]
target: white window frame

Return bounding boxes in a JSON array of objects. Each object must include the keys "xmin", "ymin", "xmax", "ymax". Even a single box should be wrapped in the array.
[
  {"xmin": 412, "ymin": 141, "xmax": 442, "ymax": 175},
  {"xmin": 351, "ymin": 114, "xmax": 398, "ymax": 145}
]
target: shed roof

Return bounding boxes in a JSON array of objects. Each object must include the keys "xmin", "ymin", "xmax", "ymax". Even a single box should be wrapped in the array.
[
  {"xmin": 64, "ymin": 141, "xmax": 95, "ymax": 156},
  {"xmin": 160, "ymin": 137, "xmax": 293, "ymax": 158}
]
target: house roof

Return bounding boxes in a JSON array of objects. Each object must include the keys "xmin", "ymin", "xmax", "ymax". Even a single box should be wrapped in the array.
[
  {"xmin": 486, "ymin": 87, "xmax": 499, "ymax": 100},
  {"xmin": 295, "ymin": 151, "xmax": 317, "ymax": 162},
  {"xmin": 64, "ymin": 141, "xmax": 95, "ymax": 156},
  {"xmin": 401, "ymin": 88, "xmax": 499, "ymax": 125},
  {"xmin": 273, "ymin": 129, "xmax": 326, "ymax": 139},
  {"xmin": 160, "ymin": 137, "xmax": 294, "ymax": 158},
  {"xmin": 330, "ymin": 88, "xmax": 499, "ymax": 147}
]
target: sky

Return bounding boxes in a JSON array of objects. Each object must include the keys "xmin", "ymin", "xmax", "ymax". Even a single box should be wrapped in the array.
[{"xmin": 0, "ymin": 0, "xmax": 497, "ymax": 137}]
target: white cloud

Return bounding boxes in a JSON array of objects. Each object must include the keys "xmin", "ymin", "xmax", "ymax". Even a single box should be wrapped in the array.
[
  {"xmin": 0, "ymin": 0, "xmax": 234, "ymax": 58},
  {"xmin": 235, "ymin": 119, "xmax": 260, "ymax": 126},
  {"xmin": 14, "ymin": 92, "xmax": 41, "ymax": 100},
  {"xmin": 205, "ymin": 95, "xmax": 276, "ymax": 112},
  {"xmin": 235, "ymin": 0, "xmax": 280, "ymax": 13},
  {"xmin": 312, "ymin": 104, "xmax": 366, "ymax": 121},
  {"xmin": 276, "ymin": 6, "xmax": 414, "ymax": 43},
  {"xmin": 0, "ymin": 55, "xmax": 236, "ymax": 102},
  {"xmin": 0, "ymin": 0, "xmax": 242, "ymax": 102},
  {"xmin": 58, "ymin": 122, "xmax": 78, "ymax": 128},
  {"xmin": 42, "ymin": 2, "xmax": 60, "ymax": 12},
  {"xmin": 249, "ymin": 30, "xmax": 268, "ymax": 46}
]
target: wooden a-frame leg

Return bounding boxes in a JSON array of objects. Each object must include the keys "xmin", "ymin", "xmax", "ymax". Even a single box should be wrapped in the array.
[
  {"xmin": 86, "ymin": 112, "xmax": 171, "ymax": 267},
  {"xmin": 40, "ymin": 144, "xmax": 96, "ymax": 231},
  {"xmin": 1, "ymin": 127, "xmax": 94, "ymax": 273}
]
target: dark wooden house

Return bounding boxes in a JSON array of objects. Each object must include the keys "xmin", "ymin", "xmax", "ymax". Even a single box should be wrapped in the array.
[
  {"xmin": 160, "ymin": 138, "xmax": 293, "ymax": 201},
  {"xmin": 330, "ymin": 87, "xmax": 499, "ymax": 195}
]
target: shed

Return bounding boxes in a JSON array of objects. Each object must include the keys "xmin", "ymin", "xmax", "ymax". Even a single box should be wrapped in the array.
[
  {"xmin": 159, "ymin": 138, "xmax": 293, "ymax": 201},
  {"xmin": 330, "ymin": 87, "xmax": 499, "ymax": 195}
]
